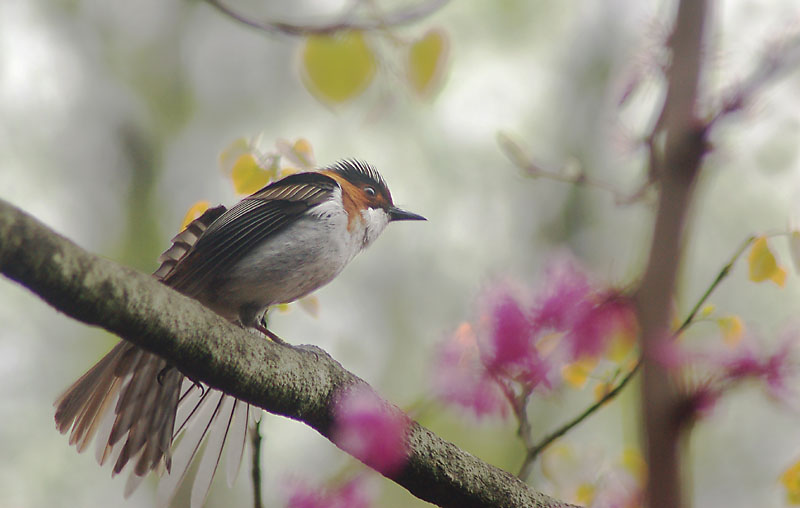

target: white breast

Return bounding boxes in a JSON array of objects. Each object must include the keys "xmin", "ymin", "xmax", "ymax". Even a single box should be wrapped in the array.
[{"xmin": 205, "ymin": 188, "xmax": 386, "ymax": 326}]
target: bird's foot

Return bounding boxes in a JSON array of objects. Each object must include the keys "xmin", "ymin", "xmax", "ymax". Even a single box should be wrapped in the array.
[{"xmin": 256, "ymin": 322, "xmax": 289, "ymax": 345}]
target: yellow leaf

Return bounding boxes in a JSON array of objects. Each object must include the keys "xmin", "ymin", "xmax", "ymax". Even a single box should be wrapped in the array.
[
  {"xmin": 407, "ymin": 28, "xmax": 449, "ymax": 98},
  {"xmin": 276, "ymin": 138, "xmax": 316, "ymax": 169},
  {"xmin": 293, "ymin": 138, "xmax": 312, "ymax": 155},
  {"xmin": 279, "ymin": 167, "xmax": 299, "ymax": 178},
  {"xmin": 298, "ymin": 295, "xmax": 319, "ymax": 317},
  {"xmin": 699, "ymin": 304, "xmax": 716, "ymax": 318},
  {"xmin": 561, "ymin": 356, "xmax": 598, "ymax": 389},
  {"xmin": 621, "ymin": 448, "xmax": 647, "ymax": 483},
  {"xmin": 606, "ymin": 327, "xmax": 637, "ymax": 363},
  {"xmin": 301, "ymin": 31, "xmax": 376, "ymax": 104},
  {"xmin": 181, "ymin": 200, "xmax": 210, "ymax": 230},
  {"xmin": 748, "ymin": 236, "xmax": 787, "ymax": 287},
  {"xmin": 671, "ymin": 314, "xmax": 683, "ymax": 333},
  {"xmin": 593, "ymin": 381, "xmax": 613, "ymax": 402},
  {"xmin": 231, "ymin": 153, "xmax": 272, "ymax": 195},
  {"xmin": 670, "ymin": 300, "xmax": 682, "ymax": 332},
  {"xmin": 218, "ymin": 138, "xmax": 250, "ymax": 177},
  {"xmin": 292, "ymin": 138, "xmax": 315, "ymax": 168},
  {"xmin": 781, "ymin": 460, "xmax": 800, "ymax": 505},
  {"xmin": 773, "ymin": 267, "xmax": 788, "ymax": 286},
  {"xmin": 574, "ymin": 483, "xmax": 595, "ymax": 505},
  {"xmin": 541, "ymin": 443, "xmax": 574, "ymax": 483},
  {"xmin": 717, "ymin": 315, "xmax": 745, "ymax": 347}
]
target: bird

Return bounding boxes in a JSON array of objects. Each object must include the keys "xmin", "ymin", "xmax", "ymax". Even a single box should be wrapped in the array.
[{"xmin": 53, "ymin": 159, "xmax": 425, "ymax": 507}]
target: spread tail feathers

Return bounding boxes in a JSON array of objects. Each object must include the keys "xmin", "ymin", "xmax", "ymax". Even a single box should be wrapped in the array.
[
  {"xmin": 54, "ymin": 342, "xmax": 180, "ymax": 478},
  {"xmin": 54, "ymin": 343, "xmax": 254, "ymax": 507}
]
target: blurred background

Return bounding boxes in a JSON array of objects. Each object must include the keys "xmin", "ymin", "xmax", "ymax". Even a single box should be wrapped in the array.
[{"xmin": 2, "ymin": 0, "xmax": 800, "ymax": 507}]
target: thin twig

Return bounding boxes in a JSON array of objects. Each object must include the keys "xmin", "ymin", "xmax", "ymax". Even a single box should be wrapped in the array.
[
  {"xmin": 203, "ymin": 0, "xmax": 449, "ymax": 37},
  {"xmin": 251, "ymin": 315, "xmax": 268, "ymax": 508},
  {"xmin": 251, "ymin": 419, "xmax": 264, "ymax": 508},
  {"xmin": 710, "ymin": 31, "xmax": 800, "ymax": 126},
  {"xmin": 497, "ymin": 132, "xmax": 643, "ymax": 205},
  {"xmin": 676, "ymin": 235, "xmax": 755, "ymax": 332},
  {"xmin": 519, "ymin": 361, "xmax": 641, "ymax": 480},
  {"xmin": 492, "ymin": 375, "xmax": 536, "ymax": 452}
]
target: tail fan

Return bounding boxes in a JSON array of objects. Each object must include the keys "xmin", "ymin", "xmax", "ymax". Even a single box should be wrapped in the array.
[
  {"xmin": 54, "ymin": 344, "xmax": 180, "ymax": 479},
  {"xmin": 156, "ymin": 380, "xmax": 255, "ymax": 508}
]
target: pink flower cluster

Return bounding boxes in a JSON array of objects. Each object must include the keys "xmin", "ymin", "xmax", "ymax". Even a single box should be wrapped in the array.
[
  {"xmin": 331, "ymin": 387, "xmax": 409, "ymax": 475},
  {"xmin": 434, "ymin": 259, "xmax": 636, "ymax": 418},
  {"xmin": 532, "ymin": 262, "xmax": 635, "ymax": 360},
  {"xmin": 662, "ymin": 332, "xmax": 800, "ymax": 423},
  {"xmin": 718, "ymin": 337, "xmax": 796, "ymax": 400},
  {"xmin": 431, "ymin": 323, "xmax": 510, "ymax": 418}
]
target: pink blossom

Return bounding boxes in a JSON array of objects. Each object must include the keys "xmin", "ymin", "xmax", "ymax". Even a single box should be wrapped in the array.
[
  {"xmin": 479, "ymin": 287, "xmax": 550, "ymax": 388},
  {"xmin": 483, "ymin": 291, "xmax": 533, "ymax": 370},
  {"xmin": 568, "ymin": 296, "xmax": 633, "ymax": 359},
  {"xmin": 533, "ymin": 260, "xmax": 635, "ymax": 360},
  {"xmin": 718, "ymin": 334, "xmax": 798, "ymax": 400},
  {"xmin": 434, "ymin": 259, "xmax": 637, "ymax": 416},
  {"xmin": 332, "ymin": 387, "xmax": 409, "ymax": 475},
  {"xmin": 533, "ymin": 261, "xmax": 593, "ymax": 332},
  {"xmin": 663, "ymin": 331, "xmax": 800, "ymax": 426},
  {"xmin": 432, "ymin": 323, "xmax": 509, "ymax": 418},
  {"xmin": 286, "ymin": 478, "xmax": 371, "ymax": 508},
  {"xmin": 682, "ymin": 382, "xmax": 720, "ymax": 423},
  {"xmin": 590, "ymin": 466, "xmax": 645, "ymax": 508}
]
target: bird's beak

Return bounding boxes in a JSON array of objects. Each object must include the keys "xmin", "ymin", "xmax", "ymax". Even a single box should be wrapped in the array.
[{"xmin": 388, "ymin": 206, "xmax": 426, "ymax": 222}]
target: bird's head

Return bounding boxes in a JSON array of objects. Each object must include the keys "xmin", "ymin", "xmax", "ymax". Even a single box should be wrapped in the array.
[{"xmin": 323, "ymin": 160, "xmax": 425, "ymax": 247}]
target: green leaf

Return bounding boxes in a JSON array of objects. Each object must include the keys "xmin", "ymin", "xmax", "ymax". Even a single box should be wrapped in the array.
[
  {"xmin": 181, "ymin": 201, "xmax": 210, "ymax": 230},
  {"xmin": 218, "ymin": 137, "xmax": 251, "ymax": 177},
  {"xmin": 407, "ymin": 28, "xmax": 449, "ymax": 98},
  {"xmin": 231, "ymin": 154, "xmax": 272, "ymax": 195},
  {"xmin": 302, "ymin": 31, "xmax": 376, "ymax": 104}
]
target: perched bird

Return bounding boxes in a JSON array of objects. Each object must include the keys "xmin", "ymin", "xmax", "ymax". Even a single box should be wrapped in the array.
[{"xmin": 53, "ymin": 159, "xmax": 425, "ymax": 507}]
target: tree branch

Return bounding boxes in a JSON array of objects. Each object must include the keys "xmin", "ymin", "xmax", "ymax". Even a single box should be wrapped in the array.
[
  {"xmin": 203, "ymin": 0, "xmax": 450, "ymax": 37},
  {"xmin": 0, "ymin": 198, "xmax": 575, "ymax": 508},
  {"xmin": 497, "ymin": 133, "xmax": 643, "ymax": 205},
  {"xmin": 635, "ymin": 2, "xmax": 709, "ymax": 508},
  {"xmin": 710, "ymin": 30, "xmax": 800, "ymax": 126}
]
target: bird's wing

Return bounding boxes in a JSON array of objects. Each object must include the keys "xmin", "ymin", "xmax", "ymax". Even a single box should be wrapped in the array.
[
  {"xmin": 162, "ymin": 172, "xmax": 339, "ymax": 296},
  {"xmin": 153, "ymin": 205, "xmax": 228, "ymax": 281}
]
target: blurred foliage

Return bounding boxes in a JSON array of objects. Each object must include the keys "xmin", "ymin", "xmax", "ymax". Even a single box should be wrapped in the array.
[
  {"xmin": 302, "ymin": 31, "xmax": 377, "ymax": 105},
  {"xmin": 406, "ymin": 28, "xmax": 449, "ymax": 99},
  {"xmin": 300, "ymin": 26, "xmax": 450, "ymax": 105}
]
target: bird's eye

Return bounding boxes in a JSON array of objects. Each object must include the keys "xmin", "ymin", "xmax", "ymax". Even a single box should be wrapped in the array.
[{"xmin": 364, "ymin": 186, "xmax": 376, "ymax": 197}]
